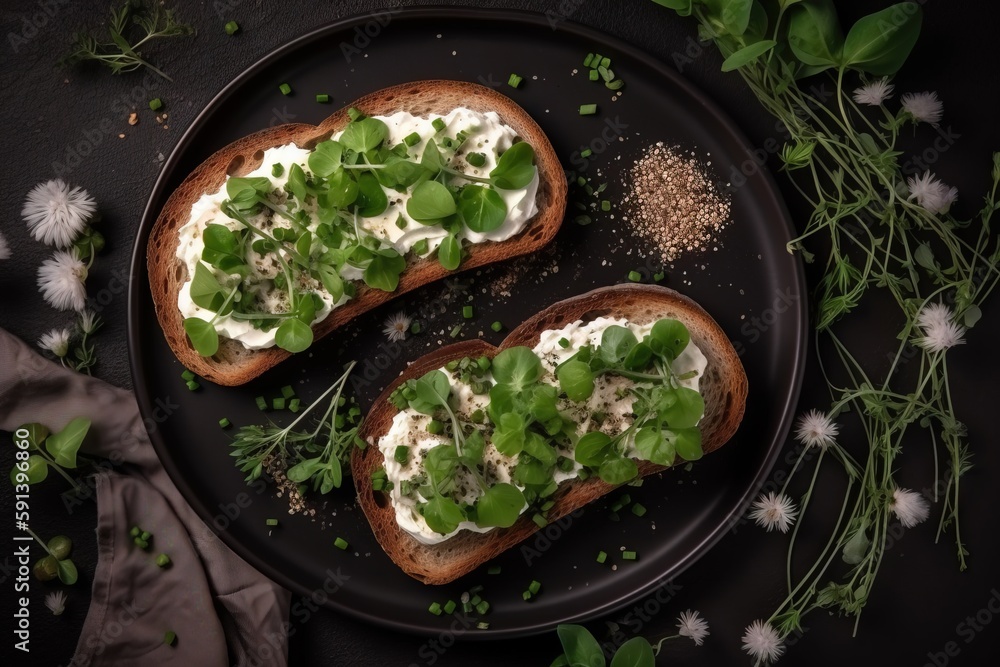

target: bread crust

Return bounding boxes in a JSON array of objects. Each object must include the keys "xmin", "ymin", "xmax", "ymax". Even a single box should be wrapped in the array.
[
  {"xmin": 353, "ymin": 284, "xmax": 748, "ymax": 584},
  {"xmin": 147, "ymin": 81, "xmax": 568, "ymax": 385}
]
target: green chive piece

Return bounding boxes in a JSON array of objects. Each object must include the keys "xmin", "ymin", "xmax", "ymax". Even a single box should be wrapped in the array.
[
  {"xmin": 218, "ymin": 418, "xmax": 230, "ymax": 429},
  {"xmin": 628, "ymin": 270, "xmax": 642, "ymax": 282},
  {"xmin": 428, "ymin": 602, "xmax": 443, "ymax": 616},
  {"xmin": 532, "ymin": 513, "xmax": 547, "ymax": 528},
  {"xmin": 400, "ymin": 132, "xmax": 420, "ymax": 147},
  {"xmin": 272, "ymin": 397, "xmax": 286, "ymax": 411},
  {"xmin": 575, "ymin": 214, "xmax": 593, "ymax": 226},
  {"xmin": 450, "ymin": 324, "xmax": 462, "ymax": 338},
  {"xmin": 181, "ymin": 369, "xmax": 195, "ymax": 381},
  {"xmin": 347, "ymin": 107, "xmax": 363, "ymax": 121},
  {"xmin": 596, "ymin": 550, "xmax": 608, "ymax": 563},
  {"xmin": 622, "ymin": 550, "xmax": 637, "ymax": 561},
  {"xmin": 394, "ymin": 445, "xmax": 409, "ymax": 465},
  {"xmin": 632, "ymin": 503, "xmax": 647, "ymax": 517},
  {"xmin": 315, "ymin": 93, "xmax": 330, "ymax": 103},
  {"xmin": 487, "ymin": 565, "xmax": 501, "ymax": 575},
  {"xmin": 557, "ymin": 337, "xmax": 570, "ymax": 348},
  {"xmin": 134, "ymin": 538, "xmax": 148, "ymax": 549},
  {"xmin": 463, "ymin": 601, "xmax": 473, "ymax": 614},
  {"xmin": 271, "ymin": 163, "xmax": 285, "ymax": 178},
  {"xmin": 490, "ymin": 321, "xmax": 503, "ymax": 332},
  {"xmin": 522, "ymin": 590, "xmax": 532, "ymax": 601},
  {"xmin": 466, "ymin": 152, "xmax": 487, "ymax": 168},
  {"xmin": 475, "ymin": 600, "xmax": 490, "ymax": 615},
  {"xmin": 469, "ymin": 584, "xmax": 484, "ymax": 595},
  {"xmin": 443, "ymin": 600, "xmax": 457, "ymax": 614},
  {"xmin": 653, "ymin": 272, "xmax": 665, "ymax": 282},
  {"xmin": 432, "ymin": 117, "xmax": 446, "ymax": 132},
  {"xmin": 598, "ymin": 66, "xmax": 612, "ymax": 82},
  {"xmin": 164, "ymin": 630, "xmax": 177, "ymax": 646},
  {"xmin": 371, "ymin": 478, "xmax": 386, "ymax": 491},
  {"xmin": 265, "ymin": 518, "xmax": 278, "ymax": 527},
  {"xmin": 140, "ymin": 531, "xmax": 152, "ymax": 541},
  {"xmin": 583, "ymin": 53, "xmax": 594, "ymax": 67},
  {"xmin": 600, "ymin": 56, "xmax": 611, "ymax": 69},
  {"xmin": 463, "ymin": 305, "xmax": 474, "ymax": 319},
  {"xmin": 288, "ymin": 398, "xmax": 301, "ymax": 412},
  {"xmin": 149, "ymin": 97, "xmax": 163, "ymax": 111},
  {"xmin": 427, "ymin": 420, "xmax": 444, "ymax": 435},
  {"xmin": 579, "ymin": 103, "xmax": 598, "ymax": 115},
  {"xmin": 410, "ymin": 322, "xmax": 421, "ymax": 334},
  {"xmin": 440, "ymin": 137, "xmax": 454, "ymax": 149},
  {"xmin": 279, "ymin": 83, "xmax": 292, "ymax": 96},
  {"xmin": 619, "ymin": 493, "xmax": 631, "ymax": 506},
  {"xmin": 224, "ymin": 20, "xmax": 239, "ymax": 35},
  {"xmin": 580, "ymin": 148, "xmax": 593, "ymax": 158},
  {"xmin": 606, "ymin": 79, "xmax": 625, "ymax": 91},
  {"xmin": 588, "ymin": 69, "xmax": 600, "ymax": 82},
  {"xmin": 609, "ymin": 512, "xmax": 620, "ymax": 522},
  {"xmin": 528, "ymin": 580, "xmax": 541, "ymax": 595},
  {"xmin": 156, "ymin": 553, "xmax": 171, "ymax": 568},
  {"xmin": 281, "ymin": 385, "xmax": 295, "ymax": 399},
  {"xmin": 255, "ymin": 396, "xmax": 267, "ymax": 411},
  {"xmin": 186, "ymin": 380, "xmax": 199, "ymax": 391},
  {"xmin": 130, "ymin": 526, "xmax": 140, "ymax": 537},
  {"xmin": 470, "ymin": 408, "xmax": 485, "ymax": 423},
  {"xmin": 541, "ymin": 500, "xmax": 555, "ymax": 511},
  {"xmin": 601, "ymin": 200, "xmax": 611, "ymax": 211},
  {"xmin": 334, "ymin": 537, "xmax": 349, "ymax": 550},
  {"xmin": 507, "ymin": 73, "xmax": 523, "ymax": 88}
]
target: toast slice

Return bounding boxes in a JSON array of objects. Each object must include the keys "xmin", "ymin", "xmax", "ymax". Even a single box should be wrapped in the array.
[
  {"xmin": 147, "ymin": 81, "xmax": 568, "ymax": 385},
  {"xmin": 353, "ymin": 284, "xmax": 748, "ymax": 584}
]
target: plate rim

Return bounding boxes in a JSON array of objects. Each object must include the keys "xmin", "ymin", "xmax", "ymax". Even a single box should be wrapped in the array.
[{"xmin": 127, "ymin": 5, "xmax": 808, "ymax": 638}]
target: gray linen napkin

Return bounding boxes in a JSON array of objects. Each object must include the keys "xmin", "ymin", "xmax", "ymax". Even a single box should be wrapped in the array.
[{"xmin": 0, "ymin": 328, "xmax": 290, "ymax": 666}]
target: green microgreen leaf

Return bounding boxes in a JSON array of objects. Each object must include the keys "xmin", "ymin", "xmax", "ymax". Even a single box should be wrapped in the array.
[
  {"xmin": 599, "ymin": 326, "xmax": 639, "ymax": 365},
  {"xmin": 556, "ymin": 625, "xmax": 606, "ymax": 667},
  {"xmin": 407, "ymin": 180, "xmax": 457, "ymax": 222},
  {"xmin": 308, "ymin": 140, "xmax": 344, "ymax": 177},
  {"xmin": 44, "ymin": 417, "xmax": 90, "ymax": 469},
  {"xmin": 492, "ymin": 347, "xmax": 544, "ymax": 389},
  {"xmin": 489, "ymin": 142, "xmax": 536, "ymax": 190},
  {"xmin": 474, "ymin": 483, "xmax": 525, "ymax": 528},
  {"xmin": 422, "ymin": 495, "xmax": 464, "ymax": 535},
  {"xmin": 557, "ymin": 360, "xmax": 595, "ymax": 402},
  {"xmin": 787, "ymin": 0, "xmax": 844, "ymax": 72},
  {"xmin": 599, "ymin": 456, "xmax": 639, "ymax": 485},
  {"xmin": 610, "ymin": 637, "xmax": 656, "ymax": 667},
  {"xmin": 458, "ymin": 185, "xmax": 508, "ymax": 233},
  {"xmin": 634, "ymin": 426, "xmax": 674, "ymax": 466},
  {"xmin": 275, "ymin": 318, "xmax": 313, "ymax": 353},
  {"xmin": 355, "ymin": 172, "xmax": 388, "ymax": 217},
  {"xmin": 57, "ymin": 558, "xmax": 79, "ymax": 585},
  {"xmin": 842, "ymin": 3, "xmax": 922, "ymax": 76},
  {"xmin": 10, "ymin": 455, "xmax": 49, "ymax": 486},
  {"xmin": 721, "ymin": 39, "xmax": 777, "ymax": 72},
  {"xmin": 575, "ymin": 431, "xmax": 614, "ymax": 467},
  {"xmin": 339, "ymin": 117, "xmax": 389, "ymax": 153},
  {"xmin": 183, "ymin": 317, "xmax": 220, "ymax": 356},
  {"xmin": 364, "ymin": 249, "xmax": 406, "ymax": 292},
  {"xmin": 437, "ymin": 234, "xmax": 462, "ymax": 271}
]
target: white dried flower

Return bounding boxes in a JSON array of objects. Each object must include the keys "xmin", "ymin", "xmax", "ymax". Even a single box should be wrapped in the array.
[
  {"xmin": 37, "ymin": 250, "xmax": 88, "ymax": 311},
  {"xmin": 750, "ymin": 492, "xmax": 798, "ymax": 533},
  {"xmin": 891, "ymin": 488, "xmax": 930, "ymax": 528},
  {"xmin": 914, "ymin": 302, "xmax": 965, "ymax": 353},
  {"xmin": 901, "ymin": 91, "xmax": 943, "ymax": 125},
  {"xmin": 382, "ymin": 311, "xmax": 412, "ymax": 342},
  {"xmin": 853, "ymin": 79, "xmax": 894, "ymax": 106},
  {"xmin": 0, "ymin": 231, "xmax": 10, "ymax": 260},
  {"xmin": 906, "ymin": 171, "xmax": 957, "ymax": 214},
  {"xmin": 21, "ymin": 179, "xmax": 96, "ymax": 248},
  {"xmin": 79, "ymin": 309, "xmax": 101, "ymax": 335},
  {"xmin": 38, "ymin": 328, "xmax": 72, "ymax": 358},
  {"xmin": 794, "ymin": 409, "xmax": 838, "ymax": 449},
  {"xmin": 677, "ymin": 609, "xmax": 710, "ymax": 646},
  {"xmin": 45, "ymin": 590, "xmax": 68, "ymax": 616},
  {"xmin": 742, "ymin": 620, "xmax": 785, "ymax": 663}
]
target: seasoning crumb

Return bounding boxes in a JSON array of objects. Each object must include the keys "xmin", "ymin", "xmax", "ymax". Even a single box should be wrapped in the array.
[
  {"xmin": 621, "ymin": 142, "xmax": 731, "ymax": 263},
  {"xmin": 118, "ymin": 133, "xmax": 125, "ymax": 139},
  {"xmin": 127, "ymin": 112, "xmax": 138, "ymax": 125}
]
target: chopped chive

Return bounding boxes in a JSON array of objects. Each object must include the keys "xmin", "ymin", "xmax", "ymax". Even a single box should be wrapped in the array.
[
  {"xmin": 622, "ymin": 550, "xmax": 637, "ymax": 561},
  {"xmin": 181, "ymin": 369, "xmax": 195, "ymax": 381},
  {"xmin": 466, "ymin": 152, "xmax": 487, "ymax": 167},
  {"xmin": 403, "ymin": 131, "xmax": 421, "ymax": 147},
  {"xmin": 449, "ymin": 324, "xmax": 462, "ymax": 338},
  {"xmin": 334, "ymin": 537, "xmax": 349, "ymax": 550},
  {"xmin": 394, "ymin": 445, "xmax": 409, "ymax": 464},
  {"xmin": 541, "ymin": 500, "xmax": 555, "ymax": 511},
  {"xmin": 577, "ymin": 468, "xmax": 590, "ymax": 481},
  {"xmin": 477, "ymin": 621, "xmax": 490, "ymax": 630},
  {"xmin": 477, "ymin": 356, "xmax": 490, "ymax": 371},
  {"xmin": 463, "ymin": 601, "xmax": 473, "ymax": 614},
  {"xmin": 470, "ymin": 408, "xmax": 485, "ymax": 423},
  {"xmin": 608, "ymin": 512, "xmax": 620, "ymax": 522},
  {"xmin": 470, "ymin": 594, "xmax": 482, "ymax": 606},
  {"xmin": 532, "ymin": 513, "xmax": 547, "ymax": 528},
  {"xmin": 288, "ymin": 398, "xmax": 301, "ymax": 413},
  {"xmin": 443, "ymin": 600, "xmax": 457, "ymax": 614},
  {"xmin": 599, "ymin": 66, "xmax": 615, "ymax": 82},
  {"xmin": 140, "ymin": 530, "xmax": 152, "ymax": 541},
  {"xmin": 149, "ymin": 97, "xmax": 163, "ymax": 111},
  {"xmin": 507, "ymin": 73, "xmax": 523, "ymax": 88},
  {"xmin": 463, "ymin": 305, "xmax": 474, "ymax": 319},
  {"xmin": 584, "ymin": 183, "xmax": 594, "ymax": 196},
  {"xmin": 600, "ymin": 56, "xmax": 611, "ymax": 69},
  {"xmin": 315, "ymin": 93, "xmax": 330, "ymax": 103},
  {"xmin": 428, "ymin": 601, "xmax": 443, "ymax": 616},
  {"xmin": 475, "ymin": 600, "xmax": 490, "ymax": 615},
  {"xmin": 606, "ymin": 79, "xmax": 625, "ymax": 91},
  {"xmin": 579, "ymin": 103, "xmax": 598, "ymax": 115},
  {"xmin": 580, "ymin": 148, "xmax": 593, "ymax": 158},
  {"xmin": 130, "ymin": 526, "xmax": 140, "ymax": 538},
  {"xmin": 440, "ymin": 137, "xmax": 455, "ymax": 149},
  {"xmin": 347, "ymin": 107, "xmax": 363, "ymax": 121},
  {"xmin": 271, "ymin": 163, "xmax": 285, "ymax": 178},
  {"xmin": 653, "ymin": 271, "xmax": 665, "ymax": 282},
  {"xmin": 596, "ymin": 550, "xmax": 608, "ymax": 563},
  {"xmin": 469, "ymin": 584, "xmax": 484, "ymax": 595},
  {"xmin": 557, "ymin": 337, "xmax": 570, "ymax": 348},
  {"xmin": 279, "ymin": 83, "xmax": 292, "ymax": 96},
  {"xmin": 281, "ymin": 385, "xmax": 295, "ymax": 399},
  {"xmin": 593, "ymin": 52, "xmax": 603, "ymax": 64},
  {"xmin": 432, "ymin": 117, "xmax": 446, "ymax": 132},
  {"xmin": 156, "ymin": 553, "xmax": 171, "ymax": 568},
  {"xmin": 427, "ymin": 420, "xmax": 444, "ymax": 435},
  {"xmin": 588, "ymin": 69, "xmax": 600, "ymax": 82},
  {"xmin": 583, "ymin": 53, "xmax": 594, "ymax": 67},
  {"xmin": 490, "ymin": 321, "xmax": 503, "ymax": 332},
  {"xmin": 255, "ymin": 396, "xmax": 267, "ymax": 411},
  {"xmin": 618, "ymin": 493, "xmax": 631, "ymax": 506},
  {"xmin": 601, "ymin": 200, "xmax": 612, "ymax": 211},
  {"xmin": 410, "ymin": 321, "xmax": 421, "ymax": 334},
  {"xmin": 266, "ymin": 518, "xmax": 278, "ymax": 526},
  {"xmin": 575, "ymin": 215, "xmax": 593, "ymax": 226},
  {"xmin": 164, "ymin": 630, "xmax": 177, "ymax": 646},
  {"xmin": 186, "ymin": 380, "xmax": 199, "ymax": 391},
  {"xmin": 134, "ymin": 538, "xmax": 148, "ymax": 549},
  {"xmin": 224, "ymin": 20, "xmax": 239, "ymax": 35},
  {"xmin": 273, "ymin": 397, "xmax": 286, "ymax": 410},
  {"xmin": 218, "ymin": 417, "xmax": 230, "ymax": 429},
  {"xmin": 628, "ymin": 270, "xmax": 642, "ymax": 282},
  {"xmin": 371, "ymin": 478, "xmax": 386, "ymax": 491},
  {"xmin": 487, "ymin": 565, "xmax": 501, "ymax": 575},
  {"xmin": 632, "ymin": 503, "xmax": 647, "ymax": 517},
  {"xmin": 522, "ymin": 590, "xmax": 533, "ymax": 601},
  {"xmin": 576, "ymin": 176, "xmax": 587, "ymax": 187},
  {"xmin": 528, "ymin": 580, "xmax": 541, "ymax": 595}
]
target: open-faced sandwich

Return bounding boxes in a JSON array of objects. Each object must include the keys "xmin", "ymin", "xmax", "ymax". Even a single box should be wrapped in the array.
[
  {"xmin": 353, "ymin": 284, "xmax": 748, "ymax": 584},
  {"xmin": 147, "ymin": 81, "xmax": 567, "ymax": 385}
]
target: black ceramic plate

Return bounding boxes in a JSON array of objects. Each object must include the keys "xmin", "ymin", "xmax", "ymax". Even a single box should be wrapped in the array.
[{"xmin": 128, "ymin": 8, "xmax": 806, "ymax": 638}]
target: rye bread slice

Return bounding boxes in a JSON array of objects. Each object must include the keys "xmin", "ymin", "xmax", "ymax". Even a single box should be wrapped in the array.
[
  {"xmin": 353, "ymin": 284, "xmax": 748, "ymax": 585},
  {"xmin": 147, "ymin": 80, "xmax": 567, "ymax": 386}
]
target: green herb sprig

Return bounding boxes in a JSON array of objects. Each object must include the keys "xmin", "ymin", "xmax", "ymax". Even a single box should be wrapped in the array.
[
  {"xmin": 229, "ymin": 362, "xmax": 363, "ymax": 494},
  {"xmin": 8, "ymin": 419, "xmax": 90, "ymax": 495},
  {"xmin": 63, "ymin": 0, "xmax": 194, "ymax": 81}
]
